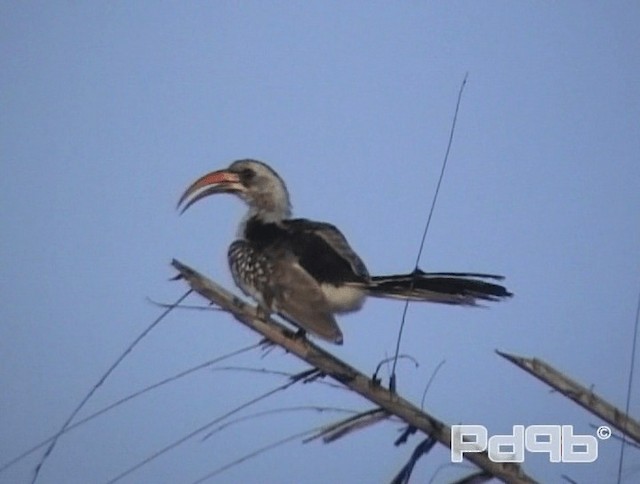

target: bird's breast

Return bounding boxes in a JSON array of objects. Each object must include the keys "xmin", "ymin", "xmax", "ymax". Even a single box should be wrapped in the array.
[{"xmin": 228, "ymin": 240, "xmax": 272, "ymax": 305}]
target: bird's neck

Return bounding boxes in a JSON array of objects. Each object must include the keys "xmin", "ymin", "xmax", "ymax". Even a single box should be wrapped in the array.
[
  {"xmin": 239, "ymin": 215, "xmax": 289, "ymax": 248},
  {"xmin": 237, "ymin": 206, "xmax": 291, "ymax": 239},
  {"xmin": 248, "ymin": 189, "xmax": 291, "ymax": 217}
]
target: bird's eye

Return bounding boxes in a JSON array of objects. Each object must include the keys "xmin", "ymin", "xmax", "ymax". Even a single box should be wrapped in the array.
[{"xmin": 240, "ymin": 168, "xmax": 255, "ymax": 184}]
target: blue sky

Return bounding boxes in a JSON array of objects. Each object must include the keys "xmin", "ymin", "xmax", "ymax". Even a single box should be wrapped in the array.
[{"xmin": 1, "ymin": 2, "xmax": 639, "ymax": 483}]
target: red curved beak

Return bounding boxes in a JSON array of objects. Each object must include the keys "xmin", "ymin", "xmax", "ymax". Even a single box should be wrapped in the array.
[{"xmin": 177, "ymin": 169, "xmax": 244, "ymax": 213}]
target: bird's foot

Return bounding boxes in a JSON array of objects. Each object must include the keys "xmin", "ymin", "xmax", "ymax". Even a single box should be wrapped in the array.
[
  {"xmin": 284, "ymin": 328, "xmax": 308, "ymax": 343},
  {"xmin": 255, "ymin": 305, "xmax": 272, "ymax": 320}
]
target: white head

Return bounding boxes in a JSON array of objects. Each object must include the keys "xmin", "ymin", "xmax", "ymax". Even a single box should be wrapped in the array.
[{"xmin": 178, "ymin": 159, "xmax": 292, "ymax": 222}]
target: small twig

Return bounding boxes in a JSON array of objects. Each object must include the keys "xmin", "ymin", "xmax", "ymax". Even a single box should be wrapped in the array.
[
  {"xmin": 201, "ymin": 406, "xmax": 361, "ymax": 441},
  {"xmin": 0, "ymin": 342, "xmax": 258, "ymax": 473},
  {"xmin": 106, "ymin": 371, "xmax": 306, "ymax": 483},
  {"xmin": 389, "ymin": 436, "xmax": 437, "ymax": 484},
  {"xmin": 303, "ymin": 408, "xmax": 389, "ymax": 443},
  {"xmin": 373, "ymin": 354, "xmax": 420, "ymax": 384},
  {"xmin": 421, "ymin": 359, "xmax": 446, "ymax": 410},
  {"xmin": 30, "ymin": 289, "xmax": 192, "ymax": 484},
  {"xmin": 618, "ymin": 285, "xmax": 640, "ymax": 483},
  {"xmin": 146, "ymin": 296, "xmax": 223, "ymax": 312},
  {"xmin": 192, "ymin": 426, "xmax": 324, "ymax": 484},
  {"xmin": 390, "ymin": 73, "xmax": 469, "ymax": 391},
  {"xmin": 427, "ymin": 462, "xmax": 478, "ymax": 484}
]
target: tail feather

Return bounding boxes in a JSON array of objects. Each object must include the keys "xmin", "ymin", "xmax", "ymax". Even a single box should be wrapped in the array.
[
  {"xmin": 367, "ymin": 269, "xmax": 512, "ymax": 306},
  {"xmin": 415, "ymin": 270, "xmax": 505, "ymax": 280}
]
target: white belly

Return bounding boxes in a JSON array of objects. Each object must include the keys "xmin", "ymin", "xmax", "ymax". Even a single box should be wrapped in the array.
[{"xmin": 320, "ymin": 284, "xmax": 366, "ymax": 313}]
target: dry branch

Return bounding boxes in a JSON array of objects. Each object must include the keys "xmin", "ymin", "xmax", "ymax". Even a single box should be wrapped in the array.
[
  {"xmin": 497, "ymin": 350, "xmax": 640, "ymax": 445},
  {"xmin": 172, "ymin": 259, "xmax": 536, "ymax": 484}
]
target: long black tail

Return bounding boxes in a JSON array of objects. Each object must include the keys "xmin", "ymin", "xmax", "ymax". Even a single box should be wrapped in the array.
[{"xmin": 366, "ymin": 269, "xmax": 513, "ymax": 306}]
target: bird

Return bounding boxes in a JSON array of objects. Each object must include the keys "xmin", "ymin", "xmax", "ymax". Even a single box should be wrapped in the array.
[{"xmin": 177, "ymin": 159, "xmax": 512, "ymax": 345}]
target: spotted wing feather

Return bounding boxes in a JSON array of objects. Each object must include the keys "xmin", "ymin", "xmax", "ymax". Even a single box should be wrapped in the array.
[{"xmin": 228, "ymin": 240, "xmax": 343, "ymax": 344}]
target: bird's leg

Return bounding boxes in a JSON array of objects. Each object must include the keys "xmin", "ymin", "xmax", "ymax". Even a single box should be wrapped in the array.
[
  {"xmin": 293, "ymin": 328, "xmax": 307, "ymax": 340},
  {"xmin": 255, "ymin": 290, "xmax": 277, "ymax": 321},
  {"xmin": 254, "ymin": 304, "xmax": 299, "ymax": 345},
  {"xmin": 255, "ymin": 304, "xmax": 272, "ymax": 320},
  {"xmin": 282, "ymin": 327, "xmax": 308, "ymax": 343},
  {"xmin": 256, "ymin": 291, "xmax": 309, "ymax": 343}
]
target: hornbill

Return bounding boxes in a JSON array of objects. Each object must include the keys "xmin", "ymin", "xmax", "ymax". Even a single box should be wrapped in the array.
[{"xmin": 178, "ymin": 159, "xmax": 512, "ymax": 345}]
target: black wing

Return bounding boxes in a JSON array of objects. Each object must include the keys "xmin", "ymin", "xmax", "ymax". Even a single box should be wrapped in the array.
[
  {"xmin": 243, "ymin": 216, "xmax": 369, "ymax": 285},
  {"xmin": 283, "ymin": 218, "xmax": 370, "ymax": 285}
]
